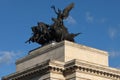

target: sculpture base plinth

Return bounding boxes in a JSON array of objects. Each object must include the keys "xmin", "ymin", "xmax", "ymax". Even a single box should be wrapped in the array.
[{"xmin": 16, "ymin": 40, "xmax": 108, "ymax": 71}]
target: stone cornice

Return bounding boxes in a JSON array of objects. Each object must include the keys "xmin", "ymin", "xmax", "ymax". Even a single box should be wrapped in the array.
[
  {"xmin": 2, "ymin": 60, "xmax": 63, "ymax": 80},
  {"xmin": 64, "ymin": 59, "xmax": 120, "ymax": 79},
  {"xmin": 3, "ymin": 59, "xmax": 120, "ymax": 80}
]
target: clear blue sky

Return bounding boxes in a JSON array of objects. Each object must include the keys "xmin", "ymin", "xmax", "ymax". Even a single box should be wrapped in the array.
[{"xmin": 0, "ymin": 0, "xmax": 120, "ymax": 79}]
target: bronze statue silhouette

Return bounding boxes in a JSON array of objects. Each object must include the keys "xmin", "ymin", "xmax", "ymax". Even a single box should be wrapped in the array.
[
  {"xmin": 26, "ymin": 22, "xmax": 51, "ymax": 45},
  {"xmin": 26, "ymin": 3, "xmax": 80, "ymax": 46},
  {"xmin": 51, "ymin": 3, "xmax": 74, "ymax": 20},
  {"xmin": 50, "ymin": 3, "xmax": 75, "ymax": 42}
]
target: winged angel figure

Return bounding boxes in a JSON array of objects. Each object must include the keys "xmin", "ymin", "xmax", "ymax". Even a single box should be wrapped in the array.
[
  {"xmin": 50, "ymin": 3, "xmax": 80, "ymax": 42},
  {"xmin": 51, "ymin": 3, "xmax": 74, "ymax": 21}
]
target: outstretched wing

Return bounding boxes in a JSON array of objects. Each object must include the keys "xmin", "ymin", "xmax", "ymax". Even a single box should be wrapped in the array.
[{"xmin": 63, "ymin": 3, "xmax": 74, "ymax": 19}]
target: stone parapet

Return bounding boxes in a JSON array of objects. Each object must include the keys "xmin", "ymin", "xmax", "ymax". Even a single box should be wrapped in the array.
[{"xmin": 16, "ymin": 40, "xmax": 108, "ymax": 71}]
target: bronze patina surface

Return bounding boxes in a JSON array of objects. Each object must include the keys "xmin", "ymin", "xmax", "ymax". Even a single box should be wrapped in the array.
[{"xmin": 26, "ymin": 3, "xmax": 80, "ymax": 46}]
